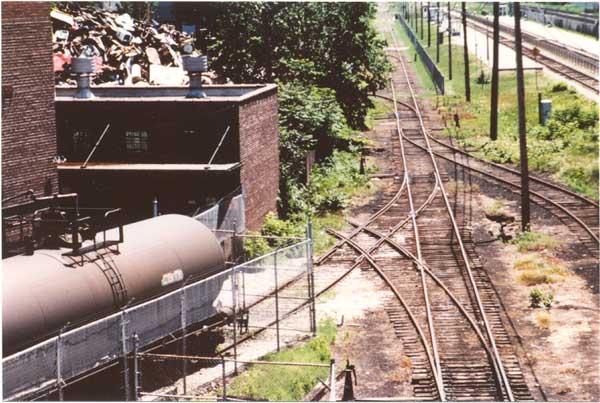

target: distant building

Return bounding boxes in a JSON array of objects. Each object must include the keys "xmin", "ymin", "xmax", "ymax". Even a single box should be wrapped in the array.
[{"xmin": 54, "ymin": 84, "xmax": 279, "ymax": 231}]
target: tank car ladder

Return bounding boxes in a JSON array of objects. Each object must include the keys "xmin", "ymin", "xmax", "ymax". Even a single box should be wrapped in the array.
[{"xmin": 96, "ymin": 251, "xmax": 129, "ymax": 307}]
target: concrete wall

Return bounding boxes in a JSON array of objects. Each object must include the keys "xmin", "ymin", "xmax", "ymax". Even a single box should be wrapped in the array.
[
  {"xmin": 1, "ymin": 2, "xmax": 58, "ymax": 200},
  {"xmin": 238, "ymin": 88, "xmax": 279, "ymax": 231},
  {"xmin": 523, "ymin": 7, "xmax": 599, "ymax": 37}
]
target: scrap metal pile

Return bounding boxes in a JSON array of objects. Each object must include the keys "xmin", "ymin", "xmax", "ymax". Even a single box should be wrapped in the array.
[{"xmin": 52, "ymin": 3, "xmax": 207, "ymax": 86}]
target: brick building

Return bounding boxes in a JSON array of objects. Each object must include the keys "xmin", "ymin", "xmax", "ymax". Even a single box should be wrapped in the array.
[
  {"xmin": 55, "ymin": 84, "xmax": 279, "ymax": 230},
  {"xmin": 1, "ymin": 2, "xmax": 58, "ymax": 201}
]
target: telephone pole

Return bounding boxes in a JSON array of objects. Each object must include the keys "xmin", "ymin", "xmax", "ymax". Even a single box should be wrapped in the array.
[
  {"xmin": 514, "ymin": 2, "xmax": 531, "ymax": 232},
  {"xmin": 462, "ymin": 2, "xmax": 471, "ymax": 102},
  {"xmin": 428, "ymin": 3, "xmax": 431, "ymax": 47},
  {"xmin": 448, "ymin": 2, "xmax": 452, "ymax": 80},
  {"xmin": 436, "ymin": 3, "xmax": 440, "ymax": 62},
  {"xmin": 420, "ymin": 2, "xmax": 424, "ymax": 40},
  {"xmin": 490, "ymin": 2, "xmax": 500, "ymax": 141}
]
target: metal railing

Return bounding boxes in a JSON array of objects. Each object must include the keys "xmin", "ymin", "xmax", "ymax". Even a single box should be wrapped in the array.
[
  {"xmin": 398, "ymin": 14, "xmax": 446, "ymax": 95},
  {"xmin": 2, "ymin": 239, "xmax": 314, "ymax": 401}
]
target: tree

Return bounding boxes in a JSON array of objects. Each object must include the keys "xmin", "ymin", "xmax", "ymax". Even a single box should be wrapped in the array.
[{"xmin": 208, "ymin": 2, "xmax": 391, "ymax": 129}]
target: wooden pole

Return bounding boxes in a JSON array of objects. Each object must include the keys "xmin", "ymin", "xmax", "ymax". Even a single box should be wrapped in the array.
[
  {"xmin": 462, "ymin": 2, "xmax": 471, "ymax": 102},
  {"xmin": 420, "ymin": 2, "xmax": 424, "ymax": 40},
  {"xmin": 436, "ymin": 3, "xmax": 440, "ymax": 63},
  {"xmin": 448, "ymin": 2, "xmax": 452, "ymax": 80},
  {"xmin": 490, "ymin": 2, "xmax": 500, "ymax": 141},
  {"xmin": 428, "ymin": 2, "xmax": 431, "ymax": 47},
  {"xmin": 514, "ymin": 2, "xmax": 531, "ymax": 232}
]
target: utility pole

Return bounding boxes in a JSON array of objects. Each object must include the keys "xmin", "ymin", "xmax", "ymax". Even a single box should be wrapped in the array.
[
  {"xmin": 420, "ymin": 2, "xmax": 424, "ymax": 40},
  {"xmin": 428, "ymin": 3, "xmax": 431, "ymax": 47},
  {"xmin": 436, "ymin": 3, "xmax": 440, "ymax": 62},
  {"xmin": 490, "ymin": 2, "xmax": 500, "ymax": 141},
  {"xmin": 448, "ymin": 2, "xmax": 452, "ymax": 80},
  {"xmin": 514, "ymin": 2, "xmax": 531, "ymax": 232},
  {"xmin": 415, "ymin": 2, "xmax": 419, "ymax": 35},
  {"xmin": 462, "ymin": 2, "xmax": 471, "ymax": 102}
]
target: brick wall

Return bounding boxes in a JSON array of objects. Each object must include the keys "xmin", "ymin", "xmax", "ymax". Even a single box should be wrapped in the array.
[
  {"xmin": 1, "ymin": 2, "xmax": 57, "ymax": 200},
  {"xmin": 238, "ymin": 88, "xmax": 279, "ymax": 230}
]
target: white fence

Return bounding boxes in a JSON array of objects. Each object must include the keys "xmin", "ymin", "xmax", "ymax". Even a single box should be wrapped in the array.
[{"xmin": 2, "ymin": 240, "xmax": 314, "ymax": 401}]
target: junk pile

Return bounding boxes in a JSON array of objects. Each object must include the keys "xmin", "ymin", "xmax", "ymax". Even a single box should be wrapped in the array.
[{"xmin": 52, "ymin": 3, "xmax": 213, "ymax": 86}]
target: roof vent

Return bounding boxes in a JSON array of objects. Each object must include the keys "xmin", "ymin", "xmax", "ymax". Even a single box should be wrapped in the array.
[
  {"xmin": 182, "ymin": 56, "xmax": 208, "ymax": 98},
  {"xmin": 71, "ymin": 57, "xmax": 96, "ymax": 99}
]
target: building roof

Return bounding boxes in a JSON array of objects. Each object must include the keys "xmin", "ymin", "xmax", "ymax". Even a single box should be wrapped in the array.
[
  {"xmin": 57, "ymin": 162, "xmax": 240, "ymax": 172},
  {"xmin": 55, "ymin": 84, "xmax": 277, "ymax": 103}
]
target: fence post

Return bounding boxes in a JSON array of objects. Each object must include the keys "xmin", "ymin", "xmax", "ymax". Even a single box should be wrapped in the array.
[
  {"xmin": 180, "ymin": 288, "xmax": 188, "ymax": 395},
  {"xmin": 133, "ymin": 333, "xmax": 140, "ymax": 401},
  {"xmin": 307, "ymin": 221, "xmax": 316, "ymax": 336},
  {"xmin": 221, "ymin": 356, "xmax": 227, "ymax": 400},
  {"xmin": 120, "ymin": 310, "xmax": 130, "ymax": 401},
  {"xmin": 274, "ymin": 248, "xmax": 281, "ymax": 352},
  {"xmin": 56, "ymin": 328, "xmax": 64, "ymax": 401},
  {"xmin": 329, "ymin": 359, "xmax": 336, "ymax": 402},
  {"xmin": 231, "ymin": 266, "xmax": 238, "ymax": 374}
]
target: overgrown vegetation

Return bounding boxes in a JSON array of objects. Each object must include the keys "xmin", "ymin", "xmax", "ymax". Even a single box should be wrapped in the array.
[
  {"xmin": 535, "ymin": 311, "xmax": 551, "ymax": 329},
  {"xmin": 393, "ymin": 8, "xmax": 599, "ymax": 199},
  {"xmin": 514, "ymin": 254, "xmax": 567, "ymax": 285},
  {"xmin": 529, "ymin": 288, "xmax": 554, "ymax": 308},
  {"xmin": 208, "ymin": 4, "xmax": 392, "ymax": 256},
  {"xmin": 209, "ymin": 3, "xmax": 391, "ymax": 129},
  {"xmin": 227, "ymin": 318, "xmax": 337, "ymax": 400},
  {"xmin": 511, "ymin": 231, "xmax": 559, "ymax": 252}
]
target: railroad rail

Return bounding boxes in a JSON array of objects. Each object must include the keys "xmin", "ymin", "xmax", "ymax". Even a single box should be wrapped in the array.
[
  {"xmin": 314, "ymin": 21, "xmax": 536, "ymax": 400},
  {"xmin": 464, "ymin": 13, "xmax": 599, "ymax": 93}
]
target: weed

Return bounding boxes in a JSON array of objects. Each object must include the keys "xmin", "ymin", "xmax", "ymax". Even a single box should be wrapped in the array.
[
  {"xmin": 485, "ymin": 199, "xmax": 507, "ymax": 216},
  {"xmin": 551, "ymin": 82, "xmax": 568, "ymax": 93},
  {"xmin": 512, "ymin": 231, "xmax": 559, "ymax": 252},
  {"xmin": 529, "ymin": 288, "xmax": 554, "ymax": 308},
  {"xmin": 515, "ymin": 253, "xmax": 566, "ymax": 286},
  {"xmin": 536, "ymin": 311, "xmax": 551, "ymax": 329},
  {"xmin": 227, "ymin": 318, "xmax": 337, "ymax": 400}
]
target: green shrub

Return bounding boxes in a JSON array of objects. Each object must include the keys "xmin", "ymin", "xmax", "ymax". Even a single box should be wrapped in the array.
[
  {"xmin": 227, "ymin": 318, "xmax": 337, "ymax": 400},
  {"xmin": 529, "ymin": 288, "xmax": 554, "ymax": 309},
  {"xmin": 551, "ymin": 82, "xmax": 568, "ymax": 93},
  {"xmin": 512, "ymin": 231, "xmax": 559, "ymax": 252}
]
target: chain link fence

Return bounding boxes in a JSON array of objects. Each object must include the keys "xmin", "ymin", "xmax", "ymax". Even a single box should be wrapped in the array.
[
  {"xmin": 2, "ymin": 239, "xmax": 314, "ymax": 401},
  {"xmin": 193, "ymin": 194, "xmax": 245, "ymax": 243},
  {"xmin": 398, "ymin": 13, "xmax": 446, "ymax": 94}
]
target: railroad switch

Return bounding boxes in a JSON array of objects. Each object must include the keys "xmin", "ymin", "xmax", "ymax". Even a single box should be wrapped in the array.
[{"xmin": 342, "ymin": 360, "xmax": 357, "ymax": 401}]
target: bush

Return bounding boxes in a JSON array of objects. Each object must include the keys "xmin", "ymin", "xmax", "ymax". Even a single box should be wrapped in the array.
[
  {"xmin": 529, "ymin": 288, "xmax": 554, "ymax": 308},
  {"xmin": 551, "ymin": 82, "xmax": 568, "ymax": 93},
  {"xmin": 512, "ymin": 231, "xmax": 559, "ymax": 252}
]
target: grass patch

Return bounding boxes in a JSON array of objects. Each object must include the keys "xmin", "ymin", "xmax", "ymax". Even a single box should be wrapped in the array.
[
  {"xmin": 535, "ymin": 311, "xmax": 551, "ymax": 329},
  {"xmin": 484, "ymin": 198, "xmax": 507, "ymax": 216},
  {"xmin": 389, "ymin": 7, "xmax": 599, "ymax": 200},
  {"xmin": 514, "ymin": 254, "xmax": 567, "ymax": 285},
  {"xmin": 512, "ymin": 231, "xmax": 559, "ymax": 252},
  {"xmin": 227, "ymin": 318, "xmax": 337, "ymax": 401},
  {"xmin": 366, "ymin": 96, "xmax": 394, "ymax": 129}
]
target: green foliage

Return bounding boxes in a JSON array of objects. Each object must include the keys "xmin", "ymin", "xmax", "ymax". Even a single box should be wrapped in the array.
[
  {"xmin": 529, "ymin": 288, "xmax": 554, "ymax": 309},
  {"xmin": 551, "ymin": 82, "xmax": 568, "ymax": 93},
  {"xmin": 511, "ymin": 231, "xmax": 559, "ymax": 252},
  {"xmin": 227, "ymin": 318, "xmax": 337, "ymax": 400},
  {"xmin": 394, "ymin": 14, "xmax": 598, "ymax": 200},
  {"xmin": 208, "ymin": 3, "xmax": 392, "ymax": 129},
  {"xmin": 243, "ymin": 232, "xmax": 272, "ymax": 260}
]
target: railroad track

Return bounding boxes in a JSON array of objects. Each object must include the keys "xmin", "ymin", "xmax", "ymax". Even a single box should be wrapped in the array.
[
  {"xmin": 315, "ymin": 23, "xmax": 538, "ymax": 400},
  {"xmin": 464, "ymin": 15, "xmax": 599, "ymax": 94}
]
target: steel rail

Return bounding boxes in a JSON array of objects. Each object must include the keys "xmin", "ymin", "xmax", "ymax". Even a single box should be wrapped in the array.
[
  {"xmin": 315, "ymin": 176, "xmax": 407, "ymax": 265},
  {"xmin": 389, "ymin": 74, "xmax": 446, "ymax": 401},
  {"xmin": 325, "ymin": 228, "xmax": 444, "ymax": 401},
  {"xmin": 389, "ymin": 28, "xmax": 515, "ymax": 401},
  {"xmin": 403, "ymin": 134, "xmax": 600, "ymax": 244},
  {"xmin": 377, "ymin": 92, "xmax": 598, "ymax": 209},
  {"xmin": 464, "ymin": 17, "xmax": 598, "ymax": 93},
  {"xmin": 339, "ymin": 221, "xmax": 506, "ymax": 398},
  {"xmin": 375, "ymin": 92, "xmax": 598, "ymax": 245}
]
